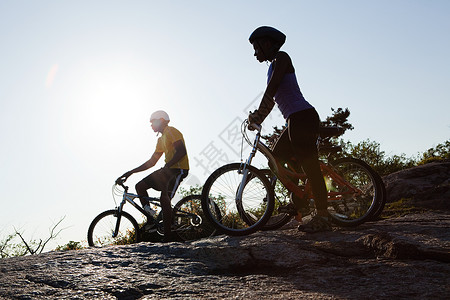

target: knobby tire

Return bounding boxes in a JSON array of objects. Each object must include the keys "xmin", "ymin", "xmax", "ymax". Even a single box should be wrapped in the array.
[
  {"xmin": 327, "ymin": 158, "xmax": 383, "ymax": 227},
  {"xmin": 201, "ymin": 163, "xmax": 274, "ymax": 236},
  {"xmin": 87, "ymin": 210, "xmax": 140, "ymax": 247}
]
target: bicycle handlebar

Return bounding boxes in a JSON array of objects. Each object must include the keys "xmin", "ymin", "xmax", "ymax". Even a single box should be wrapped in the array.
[
  {"xmin": 248, "ymin": 122, "xmax": 262, "ymax": 132},
  {"xmin": 244, "ymin": 119, "xmax": 262, "ymax": 132},
  {"xmin": 115, "ymin": 180, "xmax": 129, "ymax": 192}
]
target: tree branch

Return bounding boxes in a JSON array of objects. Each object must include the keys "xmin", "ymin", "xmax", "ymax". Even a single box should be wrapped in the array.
[
  {"xmin": 11, "ymin": 216, "xmax": 67, "ymax": 256},
  {"xmin": 13, "ymin": 228, "xmax": 34, "ymax": 255},
  {"xmin": 39, "ymin": 216, "xmax": 66, "ymax": 254}
]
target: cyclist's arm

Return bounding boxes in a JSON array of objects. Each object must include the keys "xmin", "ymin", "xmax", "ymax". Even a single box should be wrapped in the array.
[
  {"xmin": 252, "ymin": 51, "xmax": 293, "ymax": 123},
  {"xmin": 124, "ymin": 151, "xmax": 163, "ymax": 177},
  {"xmin": 164, "ymin": 140, "xmax": 187, "ymax": 169},
  {"xmin": 266, "ymin": 51, "xmax": 292, "ymax": 96}
]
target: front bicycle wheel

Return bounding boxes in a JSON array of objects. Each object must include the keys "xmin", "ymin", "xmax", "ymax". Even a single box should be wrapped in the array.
[
  {"xmin": 172, "ymin": 195, "xmax": 220, "ymax": 241},
  {"xmin": 326, "ymin": 158, "xmax": 383, "ymax": 227},
  {"xmin": 87, "ymin": 210, "xmax": 140, "ymax": 247},
  {"xmin": 201, "ymin": 163, "xmax": 274, "ymax": 236}
]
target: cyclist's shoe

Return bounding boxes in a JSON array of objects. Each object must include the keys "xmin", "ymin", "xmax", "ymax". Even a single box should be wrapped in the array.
[
  {"xmin": 298, "ymin": 215, "xmax": 332, "ymax": 233},
  {"xmin": 143, "ymin": 205, "xmax": 157, "ymax": 218}
]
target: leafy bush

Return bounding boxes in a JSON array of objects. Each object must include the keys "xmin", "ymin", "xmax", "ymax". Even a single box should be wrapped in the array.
[
  {"xmin": 262, "ymin": 107, "xmax": 448, "ymax": 176},
  {"xmin": 178, "ymin": 184, "xmax": 203, "ymax": 198},
  {"xmin": 337, "ymin": 139, "xmax": 416, "ymax": 176},
  {"xmin": 336, "ymin": 139, "xmax": 449, "ymax": 175},
  {"xmin": 1, "ymin": 234, "xmax": 27, "ymax": 258},
  {"xmin": 55, "ymin": 241, "xmax": 85, "ymax": 251},
  {"xmin": 417, "ymin": 140, "xmax": 450, "ymax": 165}
]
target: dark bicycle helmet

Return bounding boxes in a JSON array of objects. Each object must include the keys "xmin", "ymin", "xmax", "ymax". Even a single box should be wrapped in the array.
[{"xmin": 249, "ymin": 26, "xmax": 286, "ymax": 46}]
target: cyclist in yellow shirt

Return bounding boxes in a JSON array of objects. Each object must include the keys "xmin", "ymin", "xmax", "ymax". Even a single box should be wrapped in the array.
[{"xmin": 116, "ymin": 110, "xmax": 189, "ymax": 241}]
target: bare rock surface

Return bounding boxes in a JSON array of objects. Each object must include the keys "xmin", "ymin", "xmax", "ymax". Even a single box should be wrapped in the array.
[
  {"xmin": 0, "ymin": 212, "xmax": 449, "ymax": 299},
  {"xmin": 1, "ymin": 162, "xmax": 449, "ymax": 299},
  {"xmin": 383, "ymin": 161, "xmax": 450, "ymax": 210}
]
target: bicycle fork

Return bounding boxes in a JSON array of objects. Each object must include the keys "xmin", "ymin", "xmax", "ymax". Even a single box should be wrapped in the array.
[
  {"xmin": 113, "ymin": 199, "xmax": 127, "ymax": 238},
  {"xmin": 236, "ymin": 130, "xmax": 261, "ymax": 201}
]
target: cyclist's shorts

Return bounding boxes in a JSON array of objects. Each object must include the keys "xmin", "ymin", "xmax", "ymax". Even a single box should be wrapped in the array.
[
  {"xmin": 139, "ymin": 168, "xmax": 188, "ymax": 199},
  {"xmin": 272, "ymin": 108, "xmax": 320, "ymax": 161}
]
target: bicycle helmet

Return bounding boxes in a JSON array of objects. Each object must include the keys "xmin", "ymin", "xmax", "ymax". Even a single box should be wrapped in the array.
[
  {"xmin": 150, "ymin": 110, "xmax": 170, "ymax": 121},
  {"xmin": 249, "ymin": 26, "xmax": 286, "ymax": 46}
]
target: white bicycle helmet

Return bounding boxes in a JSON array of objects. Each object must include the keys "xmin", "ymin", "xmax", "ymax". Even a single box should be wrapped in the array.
[{"xmin": 150, "ymin": 110, "xmax": 170, "ymax": 122}]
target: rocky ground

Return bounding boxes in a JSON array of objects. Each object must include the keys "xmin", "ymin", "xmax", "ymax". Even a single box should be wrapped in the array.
[
  {"xmin": 0, "ymin": 211, "xmax": 449, "ymax": 300},
  {"xmin": 0, "ymin": 162, "xmax": 449, "ymax": 299},
  {"xmin": 383, "ymin": 161, "xmax": 450, "ymax": 210}
]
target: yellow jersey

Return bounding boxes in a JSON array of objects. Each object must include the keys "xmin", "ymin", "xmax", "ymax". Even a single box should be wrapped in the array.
[{"xmin": 155, "ymin": 126, "xmax": 189, "ymax": 170}]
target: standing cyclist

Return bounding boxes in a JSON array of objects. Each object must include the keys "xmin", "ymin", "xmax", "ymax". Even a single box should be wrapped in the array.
[
  {"xmin": 248, "ymin": 26, "xmax": 331, "ymax": 232},
  {"xmin": 116, "ymin": 110, "xmax": 189, "ymax": 241}
]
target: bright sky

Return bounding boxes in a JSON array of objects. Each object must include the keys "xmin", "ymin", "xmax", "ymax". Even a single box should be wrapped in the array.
[{"xmin": 1, "ymin": 1, "xmax": 449, "ymax": 250}]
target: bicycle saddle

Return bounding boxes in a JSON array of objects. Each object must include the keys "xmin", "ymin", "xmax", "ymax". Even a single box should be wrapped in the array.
[{"xmin": 319, "ymin": 127, "xmax": 344, "ymax": 138}]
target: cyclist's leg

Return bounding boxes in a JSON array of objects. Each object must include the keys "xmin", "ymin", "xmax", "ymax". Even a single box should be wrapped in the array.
[
  {"xmin": 288, "ymin": 109, "xmax": 328, "ymax": 216},
  {"xmin": 272, "ymin": 129, "xmax": 309, "ymax": 218},
  {"xmin": 167, "ymin": 169, "xmax": 189, "ymax": 200},
  {"xmin": 135, "ymin": 168, "xmax": 174, "ymax": 212},
  {"xmin": 135, "ymin": 172, "xmax": 161, "ymax": 207},
  {"xmin": 154, "ymin": 168, "xmax": 188, "ymax": 240},
  {"xmin": 159, "ymin": 182, "xmax": 172, "ymax": 240},
  {"xmin": 299, "ymin": 154, "xmax": 328, "ymax": 212},
  {"xmin": 271, "ymin": 127, "xmax": 292, "ymax": 168}
]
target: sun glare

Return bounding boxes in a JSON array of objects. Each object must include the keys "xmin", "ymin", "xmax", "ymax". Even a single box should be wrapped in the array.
[{"xmin": 45, "ymin": 64, "xmax": 59, "ymax": 89}]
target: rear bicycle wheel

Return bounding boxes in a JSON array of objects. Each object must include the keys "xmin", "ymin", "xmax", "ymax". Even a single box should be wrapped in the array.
[
  {"xmin": 87, "ymin": 210, "xmax": 140, "ymax": 247},
  {"xmin": 172, "ymin": 195, "xmax": 220, "ymax": 241},
  {"xmin": 201, "ymin": 163, "xmax": 274, "ymax": 236},
  {"xmin": 326, "ymin": 158, "xmax": 383, "ymax": 227},
  {"xmin": 368, "ymin": 173, "xmax": 387, "ymax": 220}
]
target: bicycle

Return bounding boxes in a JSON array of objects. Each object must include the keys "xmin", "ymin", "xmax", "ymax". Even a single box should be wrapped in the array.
[
  {"xmin": 87, "ymin": 181, "xmax": 220, "ymax": 247},
  {"xmin": 200, "ymin": 120, "xmax": 385, "ymax": 236}
]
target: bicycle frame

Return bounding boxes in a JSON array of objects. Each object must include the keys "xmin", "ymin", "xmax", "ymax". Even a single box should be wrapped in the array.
[
  {"xmin": 113, "ymin": 187, "xmax": 155, "ymax": 238},
  {"xmin": 117, "ymin": 191, "xmax": 157, "ymax": 218},
  {"xmin": 240, "ymin": 122, "xmax": 364, "ymax": 204},
  {"xmin": 237, "ymin": 127, "xmax": 262, "ymax": 201},
  {"xmin": 113, "ymin": 185, "xmax": 200, "ymax": 238}
]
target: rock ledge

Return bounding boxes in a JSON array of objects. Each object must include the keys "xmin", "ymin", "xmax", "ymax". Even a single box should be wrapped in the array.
[{"xmin": 1, "ymin": 211, "xmax": 449, "ymax": 299}]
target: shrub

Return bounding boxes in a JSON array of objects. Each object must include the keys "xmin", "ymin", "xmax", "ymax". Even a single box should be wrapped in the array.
[
  {"xmin": 55, "ymin": 241, "xmax": 85, "ymax": 251},
  {"xmin": 417, "ymin": 140, "xmax": 450, "ymax": 165},
  {"xmin": 337, "ymin": 139, "xmax": 416, "ymax": 176}
]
